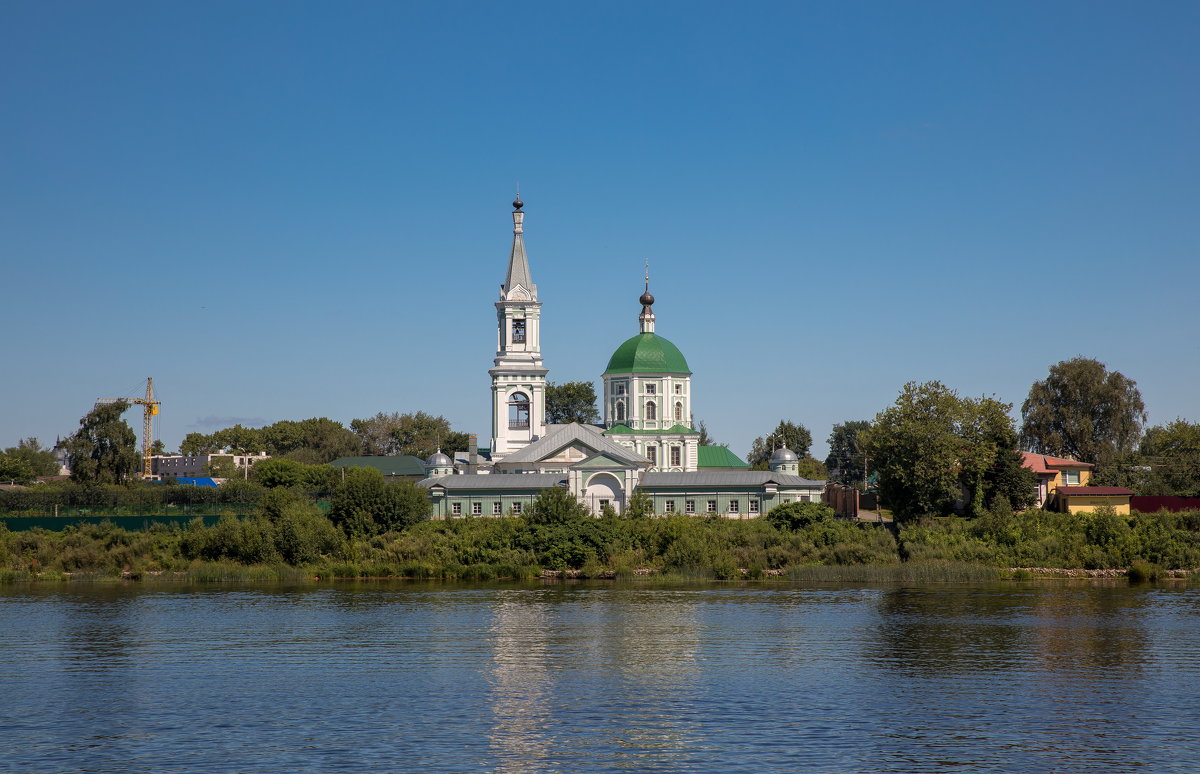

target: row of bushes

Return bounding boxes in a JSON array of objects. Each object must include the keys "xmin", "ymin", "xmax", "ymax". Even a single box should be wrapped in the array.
[
  {"xmin": 900, "ymin": 504, "xmax": 1200, "ymax": 570},
  {"xmin": 4, "ymin": 489, "xmax": 1200, "ymax": 582}
]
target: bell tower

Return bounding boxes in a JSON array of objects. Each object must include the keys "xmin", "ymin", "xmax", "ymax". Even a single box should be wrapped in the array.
[{"xmin": 488, "ymin": 194, "xmax": 548, "ymax": 458}]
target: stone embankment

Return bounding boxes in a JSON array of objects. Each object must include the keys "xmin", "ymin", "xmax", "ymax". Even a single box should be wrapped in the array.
[{"xmin": 1009, "ymin": 567, "xmax": 1191, "ymax": 578}]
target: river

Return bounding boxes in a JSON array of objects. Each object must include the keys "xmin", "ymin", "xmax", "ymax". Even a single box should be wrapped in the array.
[{"xmin": 1, "ymin": 580, "xmax": 1198, "ymax": 773}]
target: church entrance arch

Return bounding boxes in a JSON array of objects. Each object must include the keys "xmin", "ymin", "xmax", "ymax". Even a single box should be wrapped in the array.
[{"xmin": 585, "ymin": 473, "xmax": 624, "ymax": 515}]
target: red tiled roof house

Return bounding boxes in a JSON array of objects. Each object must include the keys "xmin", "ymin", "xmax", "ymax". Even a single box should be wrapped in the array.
[{"xmin": 1019, "ymin": 452, "xmax": 1132, "ymax": 514}]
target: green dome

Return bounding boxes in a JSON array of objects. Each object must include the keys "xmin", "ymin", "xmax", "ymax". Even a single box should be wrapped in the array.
[{"xmin": 603, "ymin": 333, "xmax": 691, "ymax": 375}]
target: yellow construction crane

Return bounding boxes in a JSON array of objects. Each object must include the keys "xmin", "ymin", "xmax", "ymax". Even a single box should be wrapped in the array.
[{"xmin": 96, "ymin": 377, "xmax": 160, "ymax": 478}]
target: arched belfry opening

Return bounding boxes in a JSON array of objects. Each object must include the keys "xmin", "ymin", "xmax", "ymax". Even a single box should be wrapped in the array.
[{"xmin": 508, "ymin": 392, "xmax": 531, "ymax": 430}]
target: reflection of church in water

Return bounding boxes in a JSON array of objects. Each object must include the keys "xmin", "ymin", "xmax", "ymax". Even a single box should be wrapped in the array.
[{"xmin": 419, "ymin": 197, "xmax": 823, "ymax": 517}]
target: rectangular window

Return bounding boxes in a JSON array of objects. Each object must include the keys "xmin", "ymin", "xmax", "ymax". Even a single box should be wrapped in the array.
[
  {"xmin": 665, "ymin": 500, "xmax": 675, "ymax": 513},
  {"xmin": 452, "ymin": 502, "xmax": 462, "ymax": 515},
  {"xmin": 685, "ymin": 500, "xmax": 695, "ymax": 514},
  {"xmin": 1063, "ymin": 470, "xmax": 1080, "ymax": 485},
  {"xmin": 645, "ymin": 383, "xmax": 656, "ymax": 394},
  {"xmin": 800, "ymin": 494, "xmax": 811, "ymax": 502},
  {"xmin": 675, "ymin": 383, "xmax": 682, "ymax": 394},
  {"xmin": 646, "ymin": 446, "xmax": 657, "ymax": 465},
  {"xmin": 472, "ymin": 502, "xmax": 482, "ymax": 515},
  {"xmin": 749, "ymin": 499, "xmax": 759, "ymax": 514},
  {"xmin": 512, "ymin": 319, "xmax": 526, "ymax": 343},
  {"xmin": 728, "ymin": 500, "xmax": 739, "ymax": 514},
  {"xmin": 599, "ymin": 499, "xmax": 609, "ymax": 509},
  {"xmin": 670, "ymin": 446, "xmax": 681, "ymax": 467},
  {"xmin": 707, "ymin": 500, "xmax": 717, "ymax": 513},
  {"xmin": 493, "ymin": 502, "xmax": 502, "ymax": 515},
  {"xmin": 614, "ymin": 383, "xmax": 625, "ymax": 395},
  {"xmin": 512, "ymin": 502, "xmax": 523, "ymax": 515}
]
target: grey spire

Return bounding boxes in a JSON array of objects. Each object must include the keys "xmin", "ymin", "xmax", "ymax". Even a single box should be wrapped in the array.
[{"xmin": 502, "ymin": 194, "xmax": 536, "ymax": 300}]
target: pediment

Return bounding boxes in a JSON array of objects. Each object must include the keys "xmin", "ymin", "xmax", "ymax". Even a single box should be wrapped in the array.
[
  {"xmin": 506, "ymin": 285, "xmax": 531, "ymax": 301},
  {"xmin": 576, "ymin": 454, "xmax": 628, "ymax": 469},
  {"xmin": 543, "ymin": 442, "xmax": 596, "ymax": 464}
]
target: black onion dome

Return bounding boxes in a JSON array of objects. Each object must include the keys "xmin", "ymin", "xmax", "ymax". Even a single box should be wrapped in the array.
[
  {"xmin": 512, "ymin": 196, "xmax": 524, "ymax": 210},
  {"xmin": 640, "ymin": 290, "xmax": 655, "ymax": 306}
]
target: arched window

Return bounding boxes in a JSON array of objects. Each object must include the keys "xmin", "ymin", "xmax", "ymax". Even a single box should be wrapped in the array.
[
  {"xmin": 645, "ymin": 401, "xmax": 657, "ymax": 420},
  {"xmin": 674, "ymin": 402, "xmax": 683, "ymax": 422},
  {"xmin": 616, "ymin": 400, "xmax": 625, "ymax": 422},
  {"xmin": 508, "ymin": 392, "xmax": 530, "ymax": 430}
]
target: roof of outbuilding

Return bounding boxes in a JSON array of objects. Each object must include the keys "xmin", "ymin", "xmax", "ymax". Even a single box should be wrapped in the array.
[
  {"xmin": 641, "ymin": 471, "xmax": 823, "ymax": 488},
  {"xmin": 1057, "ymin": 486, "xmax": 1133, "ymax": 495},
  {"xmin": 419, "ymin": 473, "xmax": 567, "ymax": 490},
  {"xmin": 499, "ymin": 422, "xmax": 649, "ymax": 465},
  {"xmin": 697, "ymin": 446, "xmax": 750, "ymax": 468},
  {"xmin": 603, "ymin": 333, "xmax": 691, "ymax": 375},
  {"xmin": 327, "ymin": 455, "xmax": 427, "ymax": 476}
]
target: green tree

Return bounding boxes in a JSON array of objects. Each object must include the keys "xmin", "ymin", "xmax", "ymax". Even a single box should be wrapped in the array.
[
  {"xmin": 202, "ymin": 456, "xmax": 240, "ymax": 479},
  {"xmin": 350, "ymin": 412, "xmax": 405, "ymax": 455},
  {"xmin": 211, "ymin": 424, "xmax": 266, "ymax": 454},
  {"xmin": 625, "ymin": 490, "xmax": 654, "ymax": 518},
  {"xmin": 150, "ymin": 439, "xmax": 169, "ymax": 456},
  {"xmin": 694, "ymin": 419, "xmax": 725, "ymax": 447},
  {"xmin": 1020, "ymin": 357, "xmax": 1146, "ymax": 466},
  {"xmin": 545, "ymin": 381, "xmax": 600, "ymax": 425},
  {"xmin": 180, "ymin": 432, "xmax": 217, "ymax": 455},
  {"xmin": 795, "ymin": 456, "xmax": 830, "ymax": 480},
  {"xmin": 267, "ymin": 418, "xmax": 359, "ymax": 464},
  {"xmin": 62, "ymin": 401, "xmax": 140, "ymax": 485},
  {"xmin": 747, "ymin": 420, "xmax": 813, "ymax": 468},
  {"xmin": 1139, "ymin": 420, "xmax": 1200, "ymax": 496},
  {"xmin": 524, "ymin": 486, "xmax": 590, "ymax": 524},
  {"xmin": 386, "ymin": 412, "xmax": 469, "ymax": 460},
  {"xmin": 766, "ymin": 501, "xmax": 834, "ymax": 531},
  {"xmin": 864, "ymin": 382, "xmax": 1032, "ymax": 521},
  {"xmin": 825, "ymin": 421, "xmax": 871, "ymax": 485},
  {"xmin": 0, "ymin": 454, "xmax": 36, "ymax": 484},
  {"xmin": 327, "ymin": 467, "xmax": 430, "ymax": 536},
  {"xmin": 2, "ymin": 438, "xmax": 60, "ymax": 478}
]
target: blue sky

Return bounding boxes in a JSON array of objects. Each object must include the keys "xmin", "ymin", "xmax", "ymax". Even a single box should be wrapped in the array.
[{"xmin": 2, "ymin": 1, "xmax": 1197, "ymax": 461}]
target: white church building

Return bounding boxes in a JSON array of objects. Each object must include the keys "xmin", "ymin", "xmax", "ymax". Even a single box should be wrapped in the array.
[{"xmin": 419, "ymin": 197, "xmax": 824, "ymax": 518}]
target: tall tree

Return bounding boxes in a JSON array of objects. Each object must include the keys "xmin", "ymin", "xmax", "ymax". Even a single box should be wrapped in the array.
[
  {"xmin": 62, "ymin": 401, "xmax": 140, "ymax": 485},
  {"xmin": 864, "ymin": 381, "xmax": 1033, "ymax": 521},
  {"xmin": 545, "ymin": 381, "xmax": 600, "ymax": 425},
  {"xmin": 2, "ymin": 438, "xmax": 60, "ymax": 478},
  {"xmin": 350, "ymin": 412, "xmax": 406, "ymax": 455},
  {"xmin": 694, "ymin": 419, "xmax": 726, "ymax": 448},
  {"xmin": 1020, "ymin": 357, "xmax": 1146, "ymax": 465},
  {"xmin": 327, "ymin": 467, "xmax": 430, "ymax": 536},
  {"xmin": 1139, "ymin": 420, "xmax": 1200, "ymax": 497},
  {"xmin": 386, "ymin": 412, "xmax": 469, "ymax": 460},
  {"xmin": 825, "ymin": 421, "xmax": 871, "ymax": 485},
  {"xmin": 180, "ymin": 432, "xmax": 218, "ymax": 456},
  {"xmin": 747, "ymin": 420, "xmax": 813, "ymax": 468}
]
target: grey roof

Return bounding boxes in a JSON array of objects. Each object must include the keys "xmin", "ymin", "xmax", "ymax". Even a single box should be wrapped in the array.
[
  {"xmin": 770, "ymin": 447, "xmax": 799, "ymax": 462},
  {"xmin": 426, "ymin": 451, "xmax": 453, "ymax": 466},
  {"xmin": 640, "ymin": 471, "xmax": 825, "ymax": 488},
  {"xmin": 419, "ymin": 473, "xmax": 567, "ymax": 491},
  {"xmin": 499, "ymin": 422, "xmax": 648, "ymax": 466}
]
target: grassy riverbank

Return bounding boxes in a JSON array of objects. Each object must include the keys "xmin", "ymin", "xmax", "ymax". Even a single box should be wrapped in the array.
[{"xmin": 2, "ymin": 502, "xmax": 1200, "ymax": 584}]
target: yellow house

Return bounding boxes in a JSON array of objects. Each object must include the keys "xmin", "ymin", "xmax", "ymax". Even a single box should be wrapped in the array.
[{"xmin": 1019, "ymin": 453, "xmax": 1132, "ymax": 514}]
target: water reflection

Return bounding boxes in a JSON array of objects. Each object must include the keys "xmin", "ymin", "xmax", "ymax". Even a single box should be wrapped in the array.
[{"xmin": 486, "ymin": 590, "xmax": 556, "ymax": 773}]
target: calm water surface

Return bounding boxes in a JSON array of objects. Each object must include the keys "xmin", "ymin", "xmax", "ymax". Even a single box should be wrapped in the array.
[{"xmin": 1, "ymin": 580, "xmax": 1198, "ymax": 773}]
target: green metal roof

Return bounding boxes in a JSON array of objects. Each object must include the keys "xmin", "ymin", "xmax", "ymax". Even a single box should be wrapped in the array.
[
  {"xmin": 604, "ymin": 423, "xmax": 698, "ymax": 435},
  {"xmin": 603, "ymin": 333, "xmax": 691, "ymax": 375},
  {"xmin": 327, "ymin": 455, "xmax": 427, "ymax": 477},
  {"xmin": 697, "ymin": 446, "xmax": 750, "ymax": 469}
]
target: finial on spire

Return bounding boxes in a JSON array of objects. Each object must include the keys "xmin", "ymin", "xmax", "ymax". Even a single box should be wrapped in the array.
[
  {"xmin": 639, "ymin": 259, "xmax": 655, "ymax": 308},
  {"xmin": 638, "ymin": 259, "xmax": 656, "ymax": 333},
  {"xmin": 513, "ymin": 183, "xmax": 523, "ymax": 211}
]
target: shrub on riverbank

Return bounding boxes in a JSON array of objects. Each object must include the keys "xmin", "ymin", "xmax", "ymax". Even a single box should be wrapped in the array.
[{"xmin": 899, "ymin": 506, "xmax": 1200, "ymax": 570}]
